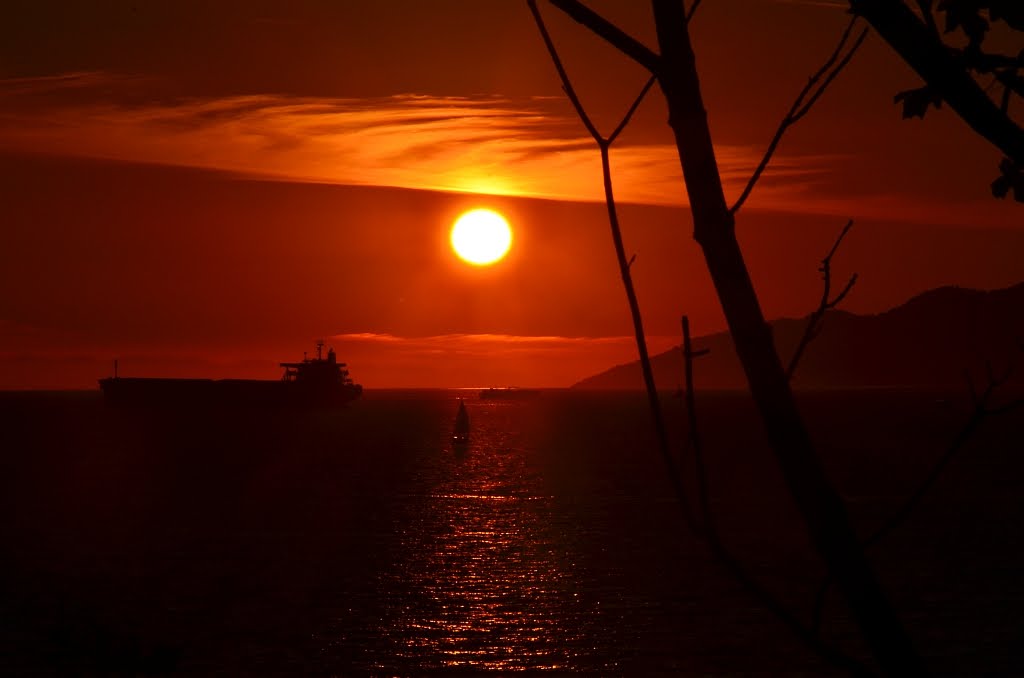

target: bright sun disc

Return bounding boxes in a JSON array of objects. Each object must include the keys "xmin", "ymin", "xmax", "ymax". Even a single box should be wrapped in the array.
[{"xmin": 450, "ymin": 209, "xmax": 513, "ymax": 266}]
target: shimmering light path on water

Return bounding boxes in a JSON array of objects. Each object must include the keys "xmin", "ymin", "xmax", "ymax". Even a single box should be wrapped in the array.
[
  {"xmin": 2, "ymin": 390, "xmax": 1022, "ymax": 674},
  {"xmin": 375, "ymin": 398, "xmax": 600, "ymax": 672}
]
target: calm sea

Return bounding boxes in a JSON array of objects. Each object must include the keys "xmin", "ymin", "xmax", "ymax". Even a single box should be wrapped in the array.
[{"xmin": 0, "ymin": 389, "xmax": 1021, "ymax": 675}]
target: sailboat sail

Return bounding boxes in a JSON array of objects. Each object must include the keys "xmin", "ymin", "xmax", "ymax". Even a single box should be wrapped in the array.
[{"xmin": 452, "ymin": 399, "xmax": 470, "ymax": 443}]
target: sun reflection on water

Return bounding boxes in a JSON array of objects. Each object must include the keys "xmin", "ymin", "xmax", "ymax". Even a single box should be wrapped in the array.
[{"xmin": 372, "ymin": 397, "xmax": 607, "ymax": 672}]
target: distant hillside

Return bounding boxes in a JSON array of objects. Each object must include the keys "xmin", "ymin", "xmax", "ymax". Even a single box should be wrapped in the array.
[{"xmin": 573, "ymin": 283, "xmax": 1024, "ymax": 391}]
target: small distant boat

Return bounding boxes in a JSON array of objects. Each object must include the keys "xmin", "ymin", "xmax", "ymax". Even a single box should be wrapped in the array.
[
  {"xmin": 452, "ymin": 398, "xmax": 470, "ymax": 445},
  {"xmin": 479, "ymin": 387, "xmax": 541, "ymax": 400}
]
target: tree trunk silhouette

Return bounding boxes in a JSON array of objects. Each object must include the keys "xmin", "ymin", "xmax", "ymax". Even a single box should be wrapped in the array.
[{"xmin": 646, "ymin": 1, "xmax": 926, "ymax": 674}]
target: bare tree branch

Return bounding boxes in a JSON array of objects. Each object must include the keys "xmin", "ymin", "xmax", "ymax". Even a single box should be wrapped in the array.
[
  {"xmin": 865, "ymin": 364, "xmax": 1020, "ymax": 548},
  {"xmin": 530, "ymin": 0, "xmax": 602, "ymax": 142},
  {"xmin": 686, "ymin": 0, "xmax": 704, "ymax": 23},
  {"xmin": 791, "ymin": 31, "xmax": 868, "ymax": 124},
  {"xmin": 731, "ymin": 19, "xmax": 868, "ymax": 215},
  {"xmin": 547, "ymin": 0, "xmax": 660, "ymax": 74},
  {"xmin": 682, "ymin": 316, "xmax": 712, "ymax": 532},
  {"xmin": 681, "ymin": 315, "xmax": 873, "ymax": 676},
  {"xmin": 530, "ymin": 1, "xmax": 656, "ymax": 149},
  {"xmin": 534, "ymin": 1, "xmax": 914, "ymax": 670},
  {"xmin": 787, "ymin": 220, "xmax": 858, "ymax": 381},
  {"xmin": 813, "ymin": 359, "xmax": 1024, "ymax": 635},
  {"xmin": 609, "ymin": 74, "xmax": 657, "ymax": 144},
  {"xmin": 529, "ymin": 0, "xmax": 695, "ymax": 536}
]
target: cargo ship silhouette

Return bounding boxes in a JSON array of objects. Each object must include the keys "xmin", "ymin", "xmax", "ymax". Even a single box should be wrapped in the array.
[{"xmin": 99, "ymin": 341, "xmax": 362, "ymax": 407}]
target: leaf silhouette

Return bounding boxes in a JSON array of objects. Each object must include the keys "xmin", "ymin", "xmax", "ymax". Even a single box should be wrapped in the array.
[
  {"xmin": 988, "ymin": 0, "xmax": 1024, "ymax": 31},
  {"xmin": 938, "ymin": 0, "xmax": 990, "ymax": 45},
  {"xmin": 991, "ymin": 157, "xmax": 1024, "ymax": 201},
  {"xmin": 894, "ymin": 86, "xmax": 943, "ymax": 118}
]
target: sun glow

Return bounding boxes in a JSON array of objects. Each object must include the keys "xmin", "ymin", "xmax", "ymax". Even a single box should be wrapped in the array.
[{"xmin": 450, "ymin": 209, "xmax": 513, "ymax": 266}]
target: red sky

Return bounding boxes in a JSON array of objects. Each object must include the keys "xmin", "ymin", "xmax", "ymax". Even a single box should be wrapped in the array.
[{"xmin": 2, "ymin": 0, "xmax": 1022, "ymax": 388}]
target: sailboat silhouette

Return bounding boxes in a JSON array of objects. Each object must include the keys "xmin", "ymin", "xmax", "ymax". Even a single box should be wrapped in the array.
[{"xmin": 452, "ymin": 398, "xmax": 470, "ymax": 445}]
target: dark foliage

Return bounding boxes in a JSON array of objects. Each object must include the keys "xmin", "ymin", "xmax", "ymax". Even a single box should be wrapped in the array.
[
  {"xmin": 894, "ymin": 86, "xmax": 944, "ymax": 118},
  {"xmin": 855, "ymin": 0, "xmax": 1024, "ymax": 200}
]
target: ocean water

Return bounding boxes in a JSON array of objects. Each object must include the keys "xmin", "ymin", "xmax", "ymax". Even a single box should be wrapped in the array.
[{"xmin": 0, "ymin": 389, "xmax": 1021, "ymax": 675}]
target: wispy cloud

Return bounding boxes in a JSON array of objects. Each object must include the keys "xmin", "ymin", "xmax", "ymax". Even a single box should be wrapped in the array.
[
  {"xmin": 330, "ymin": 332, "xmax": 672, "ymax": 354},
  {"xmin": 0, "ymin": 71, "xmax": 134, "ymax": 95},
  {"xmin": 0, "ymin": 71, "xmax": 838, "ymax": 211},
  {"xmin": 324, "ymin": 332, "xmax": 680, "ymax": 387},
  {"xmin": 0, "ymin": 331, "xmax": 679, "ymax": 388}
]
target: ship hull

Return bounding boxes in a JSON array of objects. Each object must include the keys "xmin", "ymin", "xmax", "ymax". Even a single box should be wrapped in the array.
[{"xmin": 99, "ymin": 377, "xmax": 361, "ymax": 408}]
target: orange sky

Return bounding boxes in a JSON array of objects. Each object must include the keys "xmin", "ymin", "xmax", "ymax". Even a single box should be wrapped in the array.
[{"xmin": 2, "ymin": 1, "xmax": 1022, "ymax": 388}]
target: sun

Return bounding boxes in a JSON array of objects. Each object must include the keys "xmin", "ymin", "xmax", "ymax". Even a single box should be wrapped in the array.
[{"xmin": 450, "ymin": 208, "xmax": 513, "ymax": 266}]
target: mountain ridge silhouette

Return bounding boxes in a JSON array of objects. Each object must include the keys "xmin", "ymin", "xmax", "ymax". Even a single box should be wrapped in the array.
[{"xmin": 573, "ymin": 282, "xmax": 1024, "ymax": 391}]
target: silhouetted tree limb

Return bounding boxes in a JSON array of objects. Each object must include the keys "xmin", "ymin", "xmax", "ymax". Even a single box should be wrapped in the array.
[
  {"xmin": 529, "ymin": 0, "xmax": 695, "ymax": 534},
  {"xmin": 849, "ymin": 0, "xmax": 1024, "ymax": 199},
  {"xmin": 731, "ymin": 19, "xmax": 868, "ymax": 215},
  {"xmin": 686, "ymin": 0, "xmax": 703, "ymax": 23},
  {"xmin": 812, "ymin": 358, "xmax": 1024, "ymax": 635},
  {"xmin": 680, "ymin": 315, "xmax": 874, "ymax": 676},
  {"xmin": 655, "ymin": 1, "xmax": 923, "ymax": 669},
  {"xmin": 786, "ymin": 219, "xmax": 858, "ymax": 381},
  {"xmin": 609, "ymin": 76, "xmax": 657, "ymax": 144},
  {"xmin": 534, "ymin": 4, "xmax": 877, "ymax": 669},
  {"xmin": 542, "ymin": 0, "xmax": 926, "ymax": 672},
  {"xmin": 865, "ymin": 362, "xmax": 1020, "ymax": 549},
  {"xmin": 528, "ymin": 0, "xmax": 656, "ymax": 148},
  {"xmin": 546, "ymin": 0, "xmax": 660, "ymax": 73},
  {"xmin": 681, "ymin": 316, "xmax": 711, "ymax": 531}
]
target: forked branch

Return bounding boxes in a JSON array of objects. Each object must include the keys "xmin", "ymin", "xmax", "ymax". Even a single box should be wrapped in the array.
[
  {"xmin": 534, "ymin": 2, "xmax": 877, "ymax": 671},
  {"xmin": 530, "ymin": 0, "xmax": 655, "ymax": 148},
  {"xmin": 681, "ymin": 315, "xmax": 872, "ymax": 675},
  {"xmin": 787, "ymin": 219, "xmax": 858, "ymax": 381},
  {"xmin": 812, "ymin": 356, "xmax": 1024, "ymax": 634},
  {"xmin": 866, "ymin": 362, "xmax": 1021, "ymax": 549},
  {"xmin": 529, "ymin": 0, "xmax": 693, "ymax": 533},
  {"xmin": 731, "ymin": 18, "xmax": 868, "ymax": 215}
]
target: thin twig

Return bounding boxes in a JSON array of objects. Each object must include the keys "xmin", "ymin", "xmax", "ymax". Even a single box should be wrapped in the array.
[
  {"xmin": 813, "ymin": 360, "xmax": 1024, "ymax": 635},
  {"xmin": 787, "ymin": 220, "xmax": 857, "ymax": 381},
  {"xmin": 532, "ymin": 2, "xmax": 875, "ymax": 671},
  {"xmin": 530, "ymin": 0, "xmax": 601, "ymax": 142},
  {"xmin": 530, "ymin": 0, "xmax": 695, "ymax": 534},
  {"xmin": 682, "ymin": 316, "xmax": 712, "ymax": 533},
  {"xmin": 864, "ymin": 366, "xmax": 1019, "ymax": 549},
  {"xmin": 731, "ymin": 19, "xmax": 868, "ymax": 215},
  {"xmin": 791, "ymin": 33, "xmax": 867, "ymax": 124},
  {"xmin": 597, "ymin": 144, "xmax": 690, "ymax": 529},
  {"xmin": 686, "ymin": 0, "xmax": 704, "ymax": 23},
  {"xmin": 681, "ymin": 314, "xmax": 872, "ymax": 675},
  {"xmin": 609, "ymin": 75, "xmax": 657, "ymax": 144}
]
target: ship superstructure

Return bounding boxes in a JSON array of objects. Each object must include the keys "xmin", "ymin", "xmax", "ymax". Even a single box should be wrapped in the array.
[{"xmin": 99, "ymin": 341, "xmax": 362, "ymax": 407}]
